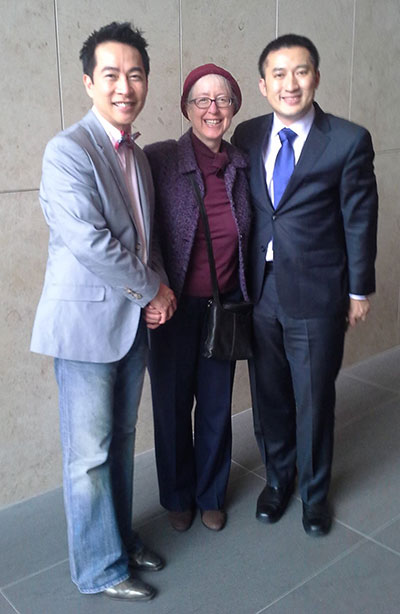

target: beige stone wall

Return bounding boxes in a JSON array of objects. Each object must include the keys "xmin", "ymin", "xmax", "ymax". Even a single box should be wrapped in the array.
[{"xmin": 1, "ymin": 0, "xmax": 398, "ymax": 506}]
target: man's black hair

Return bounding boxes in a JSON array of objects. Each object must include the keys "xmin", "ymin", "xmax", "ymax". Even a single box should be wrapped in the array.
[
  {"xmin": 79, "ymin": 21, "xmax": 150, "ymax": 79},
  {"xmin": 258, "ymin": 34, "xmax": 320, "ymax": 77}
]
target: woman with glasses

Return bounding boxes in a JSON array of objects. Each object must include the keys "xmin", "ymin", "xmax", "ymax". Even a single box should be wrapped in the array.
[{"xmin": 144, "ymin": 64, "xmax": 251, "ymax": 532}]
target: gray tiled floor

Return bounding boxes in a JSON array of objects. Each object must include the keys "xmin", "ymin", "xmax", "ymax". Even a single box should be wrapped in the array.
[{"xmin": 1, "ymin": 346, "xmax": 400, "ymax": 613}]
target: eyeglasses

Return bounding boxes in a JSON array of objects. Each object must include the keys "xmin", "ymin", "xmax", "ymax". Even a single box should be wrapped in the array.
[{"xmin": 188, "ymin": 96, "xmax": 233, "ymax": 109}]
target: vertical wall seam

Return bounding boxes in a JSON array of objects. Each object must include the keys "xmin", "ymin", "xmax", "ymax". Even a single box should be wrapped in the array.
[
  {"xmin": 179, "ymin": 0, "xmax": 184, "ymax": 136},
  {"xmin": 348, "ymin": 0, "xmax": 357, "ymax": 120},
  {"xmin": 53, "ymin": 0, "xmax": 64, "ymax": 130},
  {"xmin": 276, "ymin": 0, "xmax": 279, "ymax": 37}
]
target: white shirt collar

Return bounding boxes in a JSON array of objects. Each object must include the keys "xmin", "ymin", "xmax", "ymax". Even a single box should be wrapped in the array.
[
  {"xmin": 91, "ymin": 105, "xmax": 132, "ymax": 147},
  {"xmin": 271, "ymin": 104, "xmax": 315, "ymax": 140}
]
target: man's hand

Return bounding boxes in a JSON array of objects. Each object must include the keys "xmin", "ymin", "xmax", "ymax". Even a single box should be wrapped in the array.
[
  {"xmin": 144, "ymin": 283, "xmax": 177, "ymax": 329},
  {"xmin": 348, "ymin": 297, "xmax": 370, "ymax": 327}
]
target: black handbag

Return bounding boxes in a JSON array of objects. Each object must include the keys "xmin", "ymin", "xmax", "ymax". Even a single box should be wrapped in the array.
[{"xmin": 188, "ymin": 174, "xmax": 253, "ymax": 361}]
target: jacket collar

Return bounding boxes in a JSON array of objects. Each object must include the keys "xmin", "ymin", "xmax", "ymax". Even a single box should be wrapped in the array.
[{"xmin": 177, "ymin": 128, "xmax": 247, "ymax": 175}]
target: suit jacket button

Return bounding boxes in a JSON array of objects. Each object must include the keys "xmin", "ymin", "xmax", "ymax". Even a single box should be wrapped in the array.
[{"xmin": 272, "ymin": 214, "xmax": 277, "ymax": 220}]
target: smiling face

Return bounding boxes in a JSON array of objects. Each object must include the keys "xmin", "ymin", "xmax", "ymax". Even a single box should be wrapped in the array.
[
  {"xmin": 83, "ymin": 41, "xmax": 148, "ymax": 131},
  {"xmin": 186, "ymin": 74, "xmax": 234, "ymax": 152},
  {"xmin": 259, "ymin": 45, "xmax": 320, "ymax": 125}
]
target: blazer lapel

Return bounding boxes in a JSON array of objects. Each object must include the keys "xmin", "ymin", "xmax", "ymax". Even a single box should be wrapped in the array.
[
  {"xmin": 80, "ymin": 111, "xmax": 136, "ymax": 225},
  {"xmin": 252, "ymin": 115, "xmax": 273, "ymax": 210}
]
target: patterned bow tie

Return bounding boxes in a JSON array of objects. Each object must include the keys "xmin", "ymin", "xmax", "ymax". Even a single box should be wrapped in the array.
[{"xmin": 115, "ymin": 130, "xmax": 140, "ymax": 151}]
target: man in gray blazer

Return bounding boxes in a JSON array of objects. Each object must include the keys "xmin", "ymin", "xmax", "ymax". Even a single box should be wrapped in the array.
[{"xmin": 31, "ymin": 22, "xmax": 176, "ymax": 602}]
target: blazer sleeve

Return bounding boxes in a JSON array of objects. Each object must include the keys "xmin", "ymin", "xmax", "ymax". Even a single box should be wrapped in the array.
[
  {"xmin": 40, "ymin": 135, "xmax": 161, "ymax": 307},
  {"xmin": 339, "ymin": 127, "xmax": 378, "ymax": 296}
]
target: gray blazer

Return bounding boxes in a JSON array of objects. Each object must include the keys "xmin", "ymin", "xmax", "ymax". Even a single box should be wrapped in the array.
[{"xmin": 31, "ymin": 110, "xmax": 166, "ymax": 362}]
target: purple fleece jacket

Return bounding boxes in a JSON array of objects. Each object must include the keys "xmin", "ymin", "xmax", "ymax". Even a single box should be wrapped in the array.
[{"xmin": 144, "ymin": 129, "xmax": 251, "ymax": 301}]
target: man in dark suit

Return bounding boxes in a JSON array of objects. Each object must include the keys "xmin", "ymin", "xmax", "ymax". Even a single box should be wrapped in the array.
[
  {"xmin": 232, "ymin": 34, "xmax": 378, "ymax": 536},
  {"xmin": 31, "ymin": 22, "xmax": 176, "ymax": 600}
]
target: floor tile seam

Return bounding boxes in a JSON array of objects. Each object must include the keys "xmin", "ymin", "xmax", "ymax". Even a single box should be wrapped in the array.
[
  {"xmin": 334, "ymin": 402, "xmax": 393, "ymax": 434},
  {"xmin": 230, "ymin": 459, "xmax": 260, "ymax": 478},
  {"xmin": 341, "ymin": 372, "xmax": 400, "ymax": 395},
  {"xmin": 0, "ymin": 590, "xmax": 20, "ymax": 614},
  {"xmin": 253, "ymin": 538, "xmax": 368, "ymax": 613},
  {"xmin": 342, "ymin": 345, "xmax": 400, "ymax": 369},
  {"xmin": 133, "ymin": 509, "xmax": 168, "ymax": 530},
  {"xmin": 246, "ymin": 467, "xmax": 266, "ymax": 481},
  {"xmin": 0, "ymin": 557, "xmax": 69, "ymax": 591},
  {"xmin": 363, "ymin": 535, "xmax": 400, "ymax": 558},
  {"xmin": 333, "ymin": 517, "xmax": 400, "ymax": 557},
  {"xmin": 229, "ymin": 461, "xmax": 252, "ymax": 483},
  {"xmin": 371, "ymin": 511, "xmax": 400, "ymax": 533},
  {"xmin": 333, "ymin": 516, "xmax": 400, "ymax": 543},
  {"xmin": 0, "ymin": 486, "xmax": 64, "ymax": 514},
  {"xmin": 232, "ymin": 406, "xmax": 253, "ymax": 419}
]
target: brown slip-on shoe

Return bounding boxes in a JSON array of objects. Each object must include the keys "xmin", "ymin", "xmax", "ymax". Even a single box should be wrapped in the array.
[
  {"xmin": 168, "ymin": 509, "xmax": 194, "ymax": 532},
  {"xmin": 201, "ymin": 509, "xmax": 227, "ymax": 531}
]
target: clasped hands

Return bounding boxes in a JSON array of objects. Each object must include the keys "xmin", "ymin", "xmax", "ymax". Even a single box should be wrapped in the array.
[{"xmin": 144, "ymin": 283, "xmax": 177, "ymax": 329}]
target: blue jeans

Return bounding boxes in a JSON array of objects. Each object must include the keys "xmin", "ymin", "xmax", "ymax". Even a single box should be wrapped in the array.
[{"xmin": 54, "ymin": 320, "xmax": 147, "ymax": 593}]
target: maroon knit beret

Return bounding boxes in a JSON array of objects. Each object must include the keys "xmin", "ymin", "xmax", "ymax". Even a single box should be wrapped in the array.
[{"xmin": 180, "ymin": 63, "xmax": 242, "ymax": 119}]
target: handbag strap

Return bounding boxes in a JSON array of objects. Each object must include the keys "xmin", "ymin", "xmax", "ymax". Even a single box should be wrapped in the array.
[{"xmin": 187, "ymin": 173, "xmax": 221, "ymax": 306}]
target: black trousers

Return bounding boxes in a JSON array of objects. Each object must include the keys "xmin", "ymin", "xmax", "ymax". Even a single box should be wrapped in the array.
[
  {"xmin": 250, "ymin": 267, "xmax": 346, "ymax": 505},
  {"xmin": 148, "ymin": 294, "xmax": 236, "ymax": 511}
]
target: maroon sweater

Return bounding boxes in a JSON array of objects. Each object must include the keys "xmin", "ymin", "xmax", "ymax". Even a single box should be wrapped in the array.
[{"xmin": 184, "ymin": 133, "xmax": 238, "ymax": 297}]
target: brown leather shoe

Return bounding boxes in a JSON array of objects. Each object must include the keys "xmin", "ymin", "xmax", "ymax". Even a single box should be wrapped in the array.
[
  {"xmin": 201, "ymin": 509, "xmax": 227, "ymax": 531},
  {"xmin": 168, "ymin": 509, "xmax": 194, "ymax": 532}
]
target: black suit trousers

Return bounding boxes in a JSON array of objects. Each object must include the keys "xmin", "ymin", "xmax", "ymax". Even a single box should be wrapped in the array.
[{"xmin": 250, "ymin": 266, "xmax": 346, "ymax": 504}]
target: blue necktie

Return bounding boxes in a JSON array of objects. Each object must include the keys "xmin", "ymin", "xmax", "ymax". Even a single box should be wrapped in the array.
[{"xmin": 273, "ymin": 128, "xmax": 297, "ymax": 207}]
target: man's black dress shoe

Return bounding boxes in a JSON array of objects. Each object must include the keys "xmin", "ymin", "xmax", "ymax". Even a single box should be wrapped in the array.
[
  {"xmin": 256, "ymin": 483, "xmax": 294, "ymax": 524},
  {"xmin": 129, "ymin": 546, "xmax": 164, "ymax": 571},
  {"xmin": 302, "ymin": 501, "xmax": 332, "ymax": 537},
  {"xmin": 103, "ymin": 577, "xmax": 156, "ymax": 601}
]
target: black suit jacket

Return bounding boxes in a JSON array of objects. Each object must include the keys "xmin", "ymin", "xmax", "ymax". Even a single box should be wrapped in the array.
[{"xmin": 232, "ymin": 103, "xmax": 378, "ymax": 318}]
